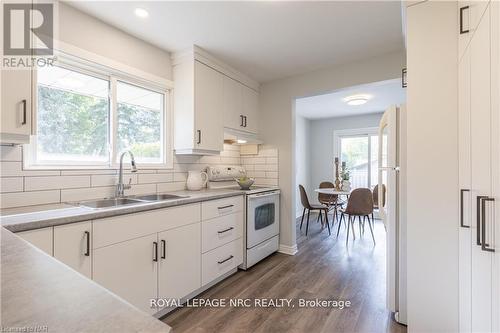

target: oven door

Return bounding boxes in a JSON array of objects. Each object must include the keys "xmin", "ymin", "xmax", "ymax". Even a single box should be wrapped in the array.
[{"xmin": 247, "ymin": 191, "xmax": 280, "ymax": 249}]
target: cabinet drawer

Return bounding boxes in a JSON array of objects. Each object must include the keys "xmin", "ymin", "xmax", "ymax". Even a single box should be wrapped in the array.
[
  {"xmin": 202, "ymin": 196, "xmax": 244, "ymax": 220},
  {"xmin": 202, "ymin": 238, "xmax": 243, "ymax": 286},
  {"xmin": 202, "ymin": 212, "xmax": 243, "ymax": 253},
  {"xmin": 93, "ymin": 203, "xmax": 201, "ymax": 248}
]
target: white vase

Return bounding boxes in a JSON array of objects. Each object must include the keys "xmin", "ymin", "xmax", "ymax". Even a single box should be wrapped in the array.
[
  {"xmin": 186, "ymin": 171, "xmax": 208, "ymax": 191},
  {"xmin": 342, "ymin": 180, "xmax": 351, "ymax": 191}
]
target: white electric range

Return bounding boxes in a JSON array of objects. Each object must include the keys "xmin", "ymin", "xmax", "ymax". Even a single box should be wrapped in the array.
[{"xmin": 207, "ymin": 166, "xmax": 280, "ymax": 270}]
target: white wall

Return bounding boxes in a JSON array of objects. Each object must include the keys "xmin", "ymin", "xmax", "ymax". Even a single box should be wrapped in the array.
[
  {"xmin": 309, "ymin": 113, "xmax": 383, "ymax": 195},
  {"xmin": 259, "ymin": 50, "xmax": 404, "ymax": 252},
  {"xmin": 58, "ymin": 2, "xmax": 172, "ymax": 80},
  {"xmin": 295, "ymin": 115, "xmax": 311, "ymax": 217}
]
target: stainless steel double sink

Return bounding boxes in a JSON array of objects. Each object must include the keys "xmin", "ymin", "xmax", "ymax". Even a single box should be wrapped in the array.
[{"xmin": 76, "ymin": 194, "xmax": 188, "ymax": 209}]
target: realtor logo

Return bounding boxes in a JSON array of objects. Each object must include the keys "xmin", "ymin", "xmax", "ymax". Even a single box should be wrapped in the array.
[{"xmin": 3, "ymin": 3, "xmax": 54, "ymax": 56}]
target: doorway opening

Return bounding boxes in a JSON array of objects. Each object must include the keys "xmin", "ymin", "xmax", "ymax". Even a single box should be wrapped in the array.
[{"xmin": 293, "ymin": 78, "xmax": 407, "ymax": 329}]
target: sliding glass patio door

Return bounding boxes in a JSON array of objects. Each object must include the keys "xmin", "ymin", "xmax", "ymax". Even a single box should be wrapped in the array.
[{"xmin": 335, "ymin": 128, "xmax": 387, "ymax": 189}]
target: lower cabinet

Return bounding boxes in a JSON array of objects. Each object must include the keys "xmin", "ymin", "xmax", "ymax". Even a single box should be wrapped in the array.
[
  {"xmin": 53, "ymin": 221, "xmax": 92, "ymax": 278},
  {"xmin": 158, "ymin": 223, "xmax": 201, "ymax": 301},
  {"xmin": 14, "ymin": 197, "xmax": 245, "ymax": 316},
  {"xmin": 202, "ymin": 238, "xmax": 243, "ymax": 286},
  {"xmin": 17, "ymin": 227, "xmax": 53, "ymax": 256},
  {"xmin": 93, "ymin": 233, "xmax": 159, "ymax": 314}
]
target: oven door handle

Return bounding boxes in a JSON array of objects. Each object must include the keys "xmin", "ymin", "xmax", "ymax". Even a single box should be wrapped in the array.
[{"xmin": 248, "ymin": 191, "xmax": 280, "ymax": 199}]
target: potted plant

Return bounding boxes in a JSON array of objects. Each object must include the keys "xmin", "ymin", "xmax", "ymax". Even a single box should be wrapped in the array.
[{"xmin": 341, "ymin": 168, "xmax": 351, "ymax": 191}]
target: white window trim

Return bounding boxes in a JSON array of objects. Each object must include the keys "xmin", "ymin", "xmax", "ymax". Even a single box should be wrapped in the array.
[
  {"xmin": 24, "ymin": 47, "xmax": 174, "ymax": 170},
  {"xmin": 333, "ymin": 127, "xmax": 379, "ymax": 189}
]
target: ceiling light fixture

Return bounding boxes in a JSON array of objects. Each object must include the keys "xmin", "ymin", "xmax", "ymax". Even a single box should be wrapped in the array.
[
  {"xmin": 134, "ymin": 8, "xmax": 149, "ymax": 18},
  {"xmin": 343, "ymin": 94, "xmax": 371, "ymax": 106}
]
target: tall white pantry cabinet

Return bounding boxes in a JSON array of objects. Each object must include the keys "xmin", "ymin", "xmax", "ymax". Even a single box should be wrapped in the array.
[{"xmin": 458, "ymin": 1, "xmax": 500, "ymax": 332}]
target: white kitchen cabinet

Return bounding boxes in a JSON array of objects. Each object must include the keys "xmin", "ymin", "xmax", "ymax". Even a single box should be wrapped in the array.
[
  {"xmin": 242, "ymin": 86, "xmax": 259, "ymax": 134},
  {"xmin": 0, "ymin": 69, "xmax": 33, "ymax": 144},
  {"xmin": 194, "ymin": 61, "xmax": 224, "ymax": 152},
  {"xmin": 173, "ymin": 59, "xmax": 224, "ymax": 155},
  {"xmin": 406, "ymin": 2, "xmax": 459, "ymax": 331},
  {"xmin": 93, "ymin": 233, "xmax": 158, "ymax": 314},
  {"xmin": 158, "ymin": 223, "xmax": 201, "ymax": 303},
  {"xmin": 222, "ymin": 75, "xmax": 259, "ymax": 134},
  {"xmin": 223, "ymin": 76, "xmax": 244, "ymax": 130},
  {"xmin": 17, "ymin": 227, "xmax": 53, "ymax": 255},
  {"xmin": 53, "ymin": 221, "xmax": 92, "ymax": 278},
  {"xmin": 458, "ymin": 2, "xmax": 500, "ymax": 333},
  {"xmin": 201, "ymin": 213, "xmax": 243, "ymax": 253},
  {"xmin": 458, "ymin": 43, "xmax": 472, "ymax": 333},
  {"xmin": 491, "ymin": 4, "xmax": 500, "ymax": 332},
  {"xmin": 470, "ymin": 5, "xmax": 493, "ymax": 332},
  {"xmin": 202, "ymin": 238, "xmax": 243, "ymax": 286},
  {"xmin": 458, "ymin": 1, "xmax": 490, "ymax": 60}
]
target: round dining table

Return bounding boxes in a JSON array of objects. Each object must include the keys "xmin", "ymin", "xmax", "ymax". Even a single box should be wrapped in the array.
[
  {"xmin": 314, "ymin": 188, "xmax": 351, "ymax": 223},
  {"xmin": 314, "ymin": 188, "xmax": 351, "ymax": 196}
]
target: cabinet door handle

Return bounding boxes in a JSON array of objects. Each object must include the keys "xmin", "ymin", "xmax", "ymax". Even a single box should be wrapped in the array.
[
  {"xmin": 217, "ymin": 255, "xmax": 234, "ymax": 264},
  {"xmin": 240, "ymin": 115, "xmax": 245, "ymax": 127},
  {"xmin": 218, "ymin": 204, "xmax": 234, "ymax": 210},
  {"xmin": 21, "ymin": 99, "xmax": 27, "ymax": 125},
  {"xmin": 460, "ymin": 6, "xmax": 470, "ymax": 34},
  {"xmin": 460, "ymin": 189, "xmax": 470, "ymax": 228},
  {"xmin": 244, "ymin": 116, "xmax": 247, "ymax": 127},
  {"xmin": 482, "ymin": 198, "xmax": 495, "ymax": 252},
  {"xmin": 196, "ymin": 130, "xmax": 202, "ymax": 144},
  {"xmin": 84, "ymin": 231, "xmax": 90, "ymax": 256},
  {"xmin": 477, "ymin": 196, "xmax": 488, "ymax": 246},
  {"xmin": 401, "ymin": 68, "xmax": 407, "ymax": 88},
  {"xmin": 153, "ymin": 241, "xmax": 158, "ymax": 262},
  {"xmin": 218, "ymin": 227, "xmax": 234, "ymax": 234},
  {"xmin": 161, "ymin": 240, "xmax": 166, "ymax": 259}
]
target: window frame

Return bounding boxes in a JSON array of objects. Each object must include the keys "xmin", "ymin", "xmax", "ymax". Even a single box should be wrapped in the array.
[
  {"xmin": 25, "ymin": 53, "xmax": 173, "ymax": 170},
  {"xmin": 333, "ymin": 127, "xmax": 379, "ymax": 188}
]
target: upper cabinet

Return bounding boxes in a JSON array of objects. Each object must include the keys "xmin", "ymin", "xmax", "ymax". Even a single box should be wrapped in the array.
[
  {"xmin": 242, "ymin": 86, "xmax": 259, "ymax": 134},
  {"xmin": 173, "ymin": 46, "xmax": 260, "ymax": 155},
  {"xmin": 0, "ymin": 69, "xmax": 33, "ymax": 144},
  {"xmin": 173, "ymin": 59, "xmax": 224, "ymax": 155},
  {"xmin": 222, "ymin": 75, "xmax": 259, "ymax": 134},
  {"xmin": 458, "ymin": 1, "xmax": 490, "ymax": 60}
]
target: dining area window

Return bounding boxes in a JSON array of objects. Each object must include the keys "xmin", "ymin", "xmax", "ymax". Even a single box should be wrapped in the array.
[{"xmin": 334, "ymin": 128, "xmax": 387, "ymax": 189}]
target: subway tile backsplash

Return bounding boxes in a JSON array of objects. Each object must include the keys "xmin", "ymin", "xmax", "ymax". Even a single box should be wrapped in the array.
[
  {"xmin": 242, "ymin": 145, "xmax": 279, "ymax": 187},
  {"xmin": 0, "ymin": 144, "xmax": 279, "ymax": 209}
]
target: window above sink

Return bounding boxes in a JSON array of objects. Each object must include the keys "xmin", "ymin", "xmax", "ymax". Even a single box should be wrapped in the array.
[{"xmin": 23, "ymin": 53, "xmax": 174, "ymax": 170}]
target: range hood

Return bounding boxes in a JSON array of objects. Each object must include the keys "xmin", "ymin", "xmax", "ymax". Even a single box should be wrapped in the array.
[{"xmin": 223, "ymin": 127, "xmax": 263, "ymax": 145}]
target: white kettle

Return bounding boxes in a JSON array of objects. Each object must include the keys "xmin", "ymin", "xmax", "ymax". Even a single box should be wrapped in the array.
[{"xmin": 186, "ymin": 170, "xmax": 208, "ymax": 191}]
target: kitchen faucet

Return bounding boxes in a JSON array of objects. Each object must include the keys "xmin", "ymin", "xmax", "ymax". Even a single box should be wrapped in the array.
[{"xmin": 116, "ymin": 151, "xmax": 138, "ymax": 197}]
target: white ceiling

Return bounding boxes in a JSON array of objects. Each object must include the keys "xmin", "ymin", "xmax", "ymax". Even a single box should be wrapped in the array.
[
  {"xmin": 66, "ymin": 1, "xmax": 404, "ymax": 83},
  {"xmin": 295, "ymin": 79, "xmax": 406, "ymax": 119}
]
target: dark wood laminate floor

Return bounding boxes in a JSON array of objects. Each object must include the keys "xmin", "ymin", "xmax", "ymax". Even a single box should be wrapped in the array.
[{"xmin": 162, "ymin": 214, "xmax": 407, "ymax": 333}]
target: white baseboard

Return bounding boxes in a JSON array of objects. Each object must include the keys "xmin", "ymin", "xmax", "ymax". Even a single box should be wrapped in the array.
[{"xmin": 278, "ymin": 244, "xmax": 298, "ymax": 255}]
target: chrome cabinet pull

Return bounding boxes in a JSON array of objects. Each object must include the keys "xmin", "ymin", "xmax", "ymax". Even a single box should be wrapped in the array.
[
  {"xmin": 240, "ymin": 115, "xmax": 245, "ymax": 127},
  {"xmin": 460, "ymin": 189, "xmax": 470, "ymax": 228},
  {"xmin": 153, "ymin": 242, "xmax": 158, "ymax": 262},
  {"xmin": 460, "ymin": 6, "xmax": 470, "ymax": 34},
  {"xmin": 218, "ymin": 227, "xmax": 234, "ymax": 234},
  {"xmin": 84, "ymin": 231, "xmax": 90, "ymax": 256},
  {"xmin": 476, "ymin": 196, "xmax": 488, "ymax": 246},
  {"xmin": 243, "ymin": 116, "xmax": 247, "ymax": 127},
  {"xmin": 481, "ymin": 198, "xmax": 495, "ymax": 252},
  {"xmin": 217, "ymin": 255, "xmax": 234, "ymax": 264}
]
